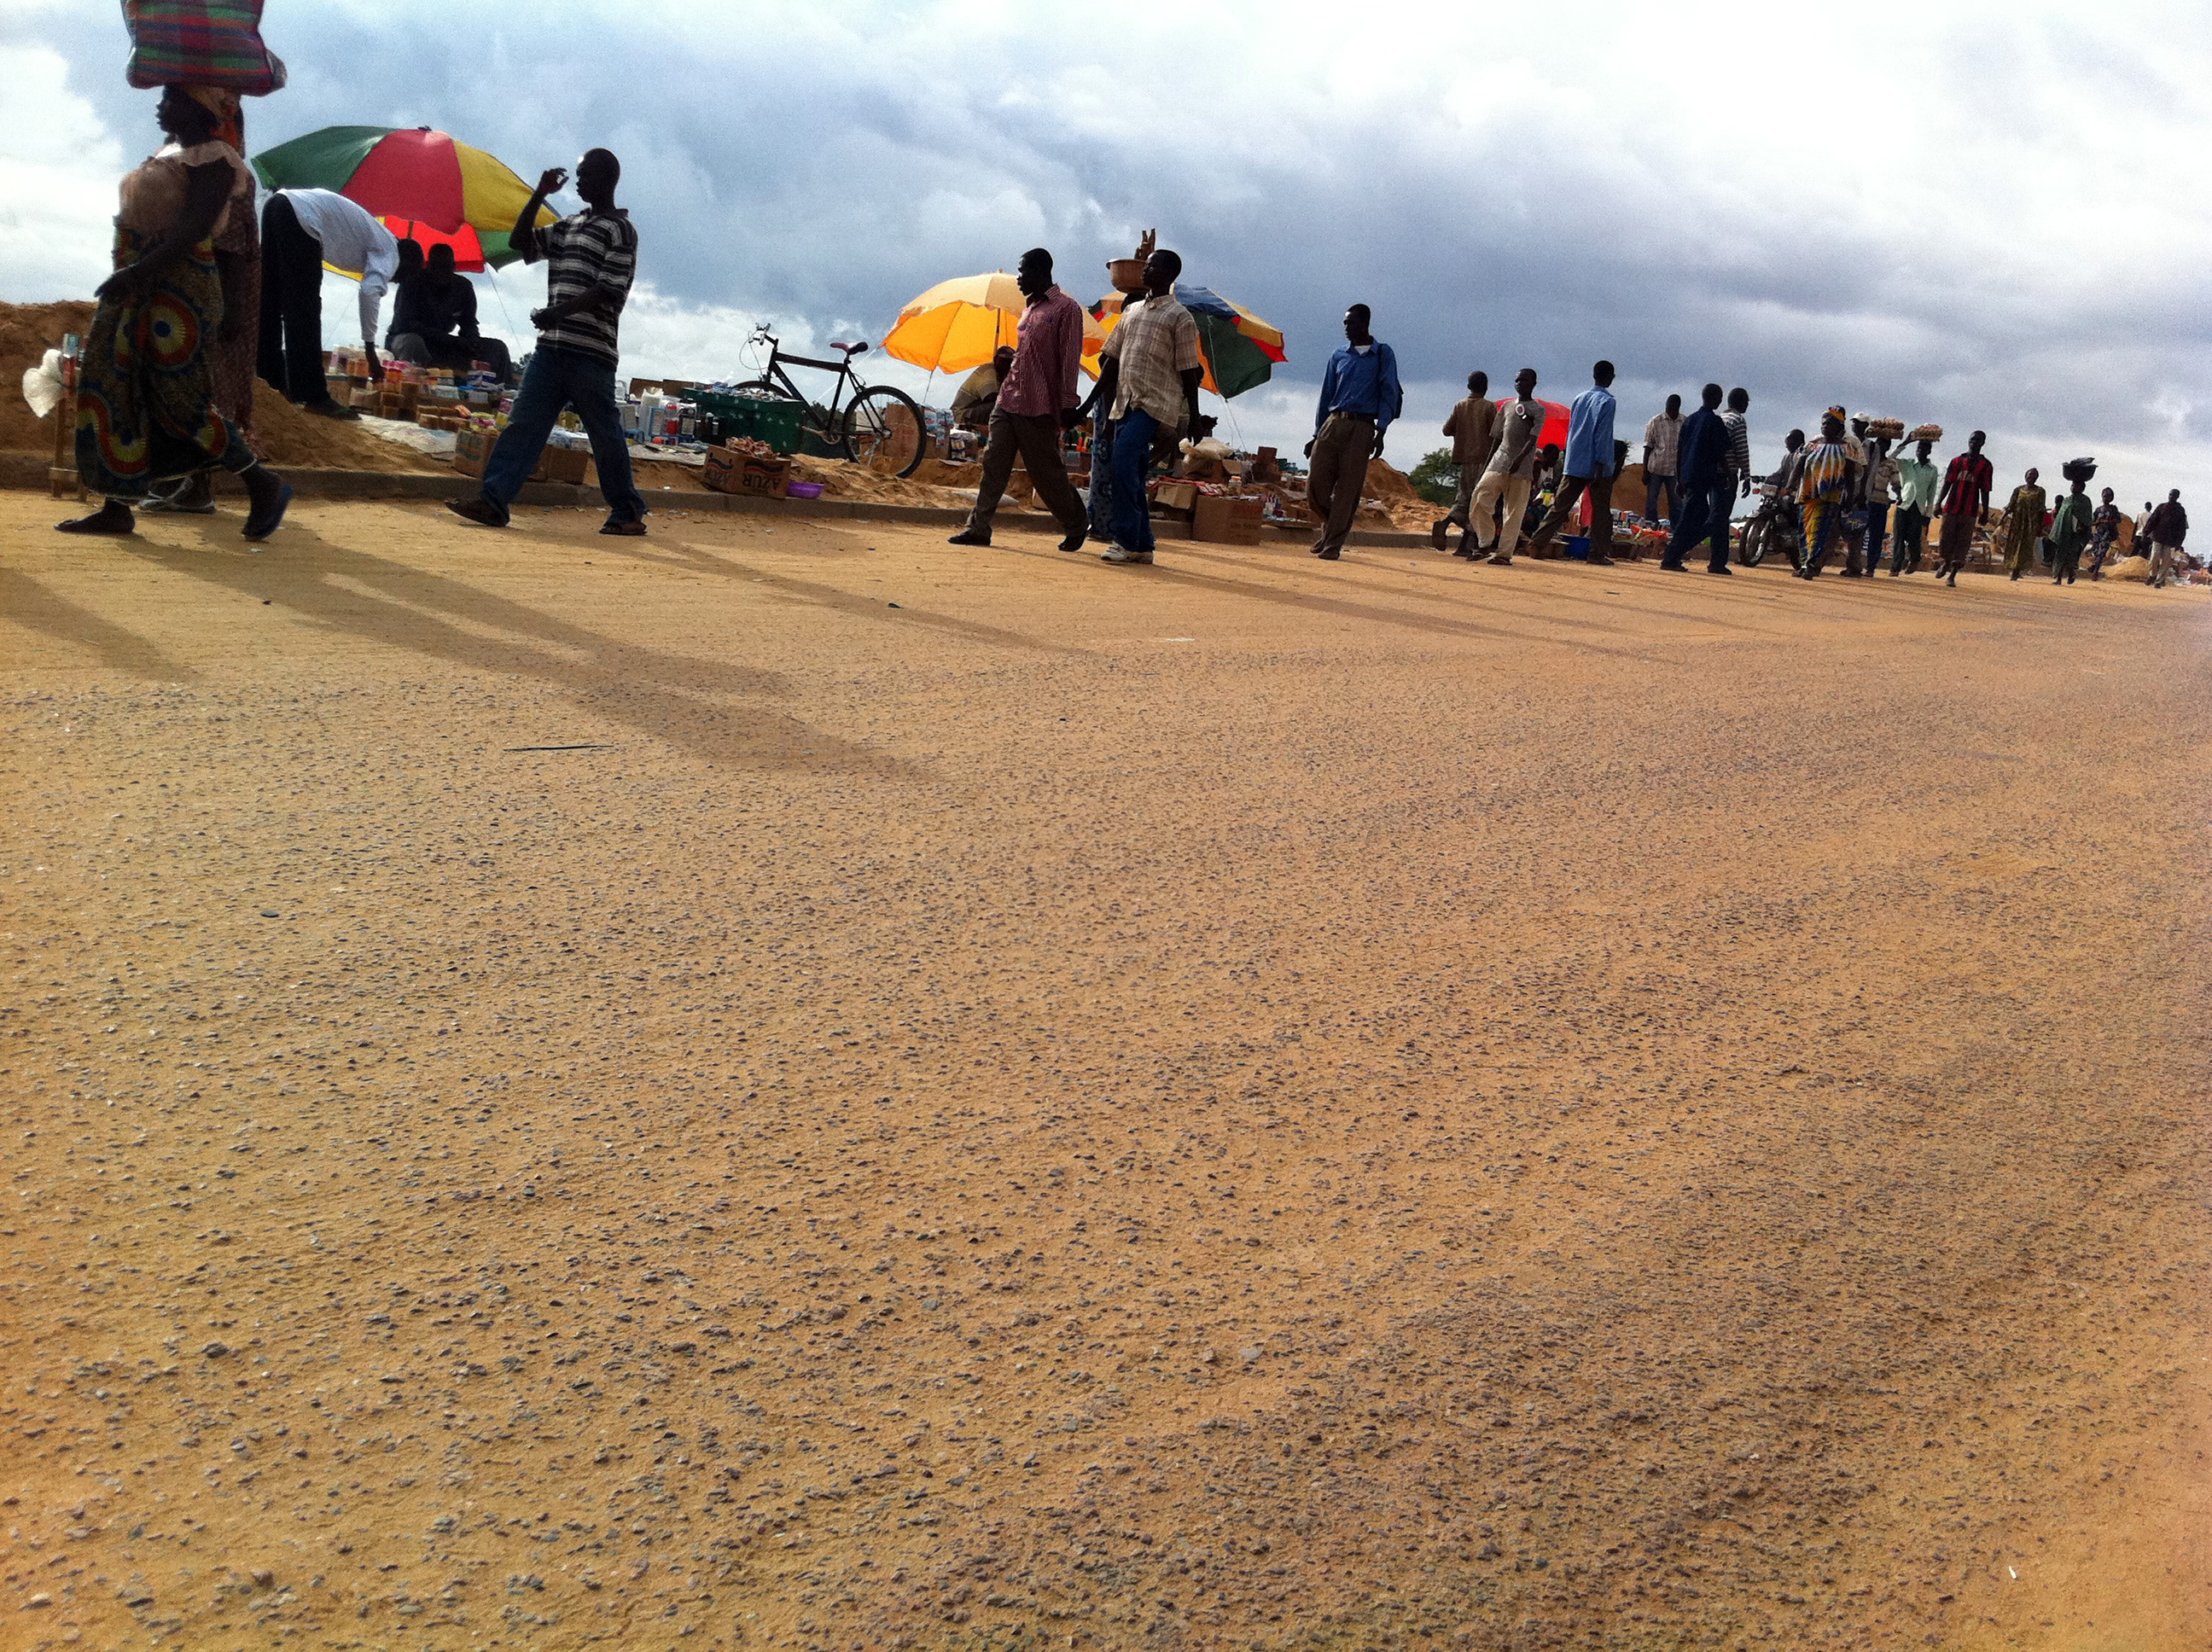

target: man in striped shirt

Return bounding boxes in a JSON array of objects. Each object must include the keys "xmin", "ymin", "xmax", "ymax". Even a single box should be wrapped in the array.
[{"xmin": 449, "ymin": 148, "xmax": 647, "ymax": 536}]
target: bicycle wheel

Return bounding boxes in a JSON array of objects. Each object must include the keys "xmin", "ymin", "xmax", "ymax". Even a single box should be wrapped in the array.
[{"xmin": 841, "ymin": 384, "xmax": 928, "ymax": 478}]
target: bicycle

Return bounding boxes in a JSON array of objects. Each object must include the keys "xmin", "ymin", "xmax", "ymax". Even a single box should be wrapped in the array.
[{"xmin": 731, "ymin": 326, "xmax": 928, "ymax": 478}]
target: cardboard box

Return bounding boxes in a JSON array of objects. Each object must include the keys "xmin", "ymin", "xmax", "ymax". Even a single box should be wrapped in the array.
[
  {"xmin": 540, "ymin": 445, "xmax": 591, "ymax": 486},
  {"xmin": 452, "ymin": 427, "xmax": 492, "ymax": 479},
  {"xmin": 736, "ymin": 458, "xmax": 789, "ymax": 500},
  {"xmin": 1192, "ymin": 494, "xmax": 1264, "ymax": 545},
  {"xmin": 451, "ymin": 428, "xmax": 547, "ymax": 484},
  {"xmin": 705, "ymin": 445, "xmax": 790, "ymax": 498},
  {"xmin": 1151, "ymin": 480, "xmax": 1198, "ymax": 513}
]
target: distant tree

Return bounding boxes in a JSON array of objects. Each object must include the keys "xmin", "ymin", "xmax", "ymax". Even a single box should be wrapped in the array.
[{"xmin": 1407, "ymin": 448, "xmax": 1459, "ymax": 506}]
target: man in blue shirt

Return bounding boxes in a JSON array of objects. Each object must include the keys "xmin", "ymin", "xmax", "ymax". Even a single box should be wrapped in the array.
[
  {"xmin": 1304, "ymin": 304, "xmax": 1402, "ymax": 561},
  {"xmin": 1524, "ymin": 360, "xmax": 1621, "ymax": 565}
]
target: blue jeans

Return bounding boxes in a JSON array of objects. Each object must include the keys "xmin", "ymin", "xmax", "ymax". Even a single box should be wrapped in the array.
[
  {"xmin": 1086, "ymin": 410, "xmax": 1116, "ymax": 539},
  {"xmin": 1109, "ymin": 407, "xmax": 1161, "ymax": 553},
  {"xmin": 1644, "ymin": 470, "xmax": 1676, "ymax": 524},
  {"xmin": 480, "ymin": 345, "xmax": 646, "ymax": 524}
]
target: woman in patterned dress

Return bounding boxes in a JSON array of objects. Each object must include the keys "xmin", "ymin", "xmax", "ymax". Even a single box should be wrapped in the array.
[{"xmin": 59, "ymin": 85, "xmax": 289, "ymax": 539}]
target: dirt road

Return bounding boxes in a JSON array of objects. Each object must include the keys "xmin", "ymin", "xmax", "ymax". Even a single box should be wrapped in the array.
[{"xmin": 3, "ymin": 494, "xmax": 2206, "ymax": 1651}]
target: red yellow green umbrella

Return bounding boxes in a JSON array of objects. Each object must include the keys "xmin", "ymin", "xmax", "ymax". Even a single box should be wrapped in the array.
[
  {"xmin": 1081, "ymin": 284, "xmax": 1288, "ymax": 399},
  {"xmin": 250, "ymin": 125, "xmax": 554, "ymax": 271}
]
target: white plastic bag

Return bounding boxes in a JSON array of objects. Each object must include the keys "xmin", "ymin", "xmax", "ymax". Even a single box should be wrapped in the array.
[{"xmin": 20, "ymin": 349, "xmax": 64, "ymax": 421}]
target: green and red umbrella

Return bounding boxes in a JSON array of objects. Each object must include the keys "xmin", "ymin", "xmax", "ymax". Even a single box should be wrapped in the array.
[
  {"xmin": 1081, "ymin": 283, "xmax": 1288, "ymax": 400},
  {"xmin": 250, "ymin": 125, "xmax": 554, "ymax": 270}
]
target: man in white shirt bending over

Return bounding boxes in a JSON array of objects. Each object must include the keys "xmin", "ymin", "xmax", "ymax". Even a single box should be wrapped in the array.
[{"xmin": 259, "ymin": 188, "xmax": 396, "ymax": 422}]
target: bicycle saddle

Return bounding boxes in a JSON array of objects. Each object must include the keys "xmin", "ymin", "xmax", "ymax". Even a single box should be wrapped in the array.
[{"xmin": 830, "ymin": 340, "xmax": 870, "ymax": 356}]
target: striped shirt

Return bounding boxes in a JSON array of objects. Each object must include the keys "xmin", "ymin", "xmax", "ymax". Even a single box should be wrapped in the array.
[
  {"xmin": 527, "ymin": 206, "xmax": 637, "ymax": 366},
  {"xmin": 1940, "ymin": 451, "xmax": 1993, "ymax": 516},
  {"xmin": 1719, "ymin": 409, "xmax": 1750, "ymax": 477}
]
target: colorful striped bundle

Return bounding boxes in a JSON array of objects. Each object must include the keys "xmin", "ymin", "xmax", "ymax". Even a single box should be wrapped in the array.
[{"xmin": 123, "ymin": 0, "xmax": 287, "ymax": 95}]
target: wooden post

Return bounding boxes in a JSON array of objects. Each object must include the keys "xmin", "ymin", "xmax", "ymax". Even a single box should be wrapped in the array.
[{"xmin": 49, "ymin": 342, "xmax": 83, "ymax": 501}]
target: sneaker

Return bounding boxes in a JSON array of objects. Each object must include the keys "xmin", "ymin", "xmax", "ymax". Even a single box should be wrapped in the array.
[
  {"xmin": 947, "ymin": 528, "xmax": 990, "ymax": 547},
  {"xmin": 1099, "ymin": 544, "xmax": 1151, "ymax": 565},
  {"xmin": 445, "ymin": 496, "xmax": 508, "ymax": 528}
]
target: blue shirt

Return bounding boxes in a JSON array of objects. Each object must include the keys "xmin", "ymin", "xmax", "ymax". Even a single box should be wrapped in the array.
[
  {"xmin": 1315, "ymin": 342, "xmax": 1403, "ymax": 435},
  {"xmin": 1674, "ymin": 405, "xmax": 1727, "ymax": 487},
  {"xmin": 1563, "ymin": 383, "xmax": 1618, "ymax": 479}
]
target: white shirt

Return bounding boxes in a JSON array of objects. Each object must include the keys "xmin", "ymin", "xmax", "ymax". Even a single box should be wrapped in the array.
[{"xmin": 276, "ymin": 188, "xmax": 399, "ymax": 343}]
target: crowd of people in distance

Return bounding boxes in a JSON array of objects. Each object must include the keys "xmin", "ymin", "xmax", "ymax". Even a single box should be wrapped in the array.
[{"xmin": 51, "ymin": 102, "xmax": 2197, "ymax": 586}]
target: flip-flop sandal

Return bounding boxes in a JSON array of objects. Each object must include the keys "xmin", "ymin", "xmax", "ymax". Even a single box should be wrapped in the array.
[
  {"xmin": 598, "ymin": 519, "xmax": 646, "ymax": 537},
  {"xmin": 142, "ymin": 488, "xmax": 217, "ymax": 515},
  {"xmin": 242, "ymin": 480, "xmax": 294, "ymax": 542}
]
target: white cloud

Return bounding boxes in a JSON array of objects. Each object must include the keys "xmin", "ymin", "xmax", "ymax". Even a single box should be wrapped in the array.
[{"xmin": 0, "ymin": 44, "xmax": 126, "ymax": 300}]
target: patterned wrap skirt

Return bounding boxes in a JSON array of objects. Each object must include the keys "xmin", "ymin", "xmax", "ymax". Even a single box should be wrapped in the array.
[{"xmin": 76, "ymin": 224, "xmax": 256, "ymax": 499}]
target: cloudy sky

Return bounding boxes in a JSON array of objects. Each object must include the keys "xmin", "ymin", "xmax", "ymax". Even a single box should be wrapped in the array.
[{"xmin": 5, "ymin": 0, "xmax": 2209, "ymax": 507}]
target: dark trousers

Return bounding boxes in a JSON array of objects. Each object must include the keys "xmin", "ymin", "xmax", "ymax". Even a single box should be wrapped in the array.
[
  {"xmin": 967, "ymin": 407, "xmax": 1086, "ymax": 538},
  {"xmin": 1644, "ymin": 470, "xmax": 1676, "ymax": 524},
  {"xmin": 389, "ymin": 330, "xmax": 513, "ymax": 381},
  {"xmin": 1307, "ymin": 411, "xmax": 1374, "ymax": 555},
  {"xmin": 1853, "ymin": 506, "xmax": 1889, "ymax": 574},
  {"xmin": 1086, "ymin": 409, "xmax": 1116, "ymax": 539},
  {"xmin": 1526, "ymin": 471, "xmax": 1615, "ymax": 559},
  {"xmin": 1892, "ymin": 506, "xmax": 1929, "ymax": 572},
  {"xmin": 257, "ymin": 194, "xmax": 327, "ymax": 405},
  {"xmin": 1666, "ymin": 475, "xmax": 1733, "ymax": 570},
  {"xmin": 478, "ymin": 344, "xmax": 646, "ymax": 524},
  {"xmin": 2052, "ymin": 544, "xmax": 2082, "ymax": 581}
]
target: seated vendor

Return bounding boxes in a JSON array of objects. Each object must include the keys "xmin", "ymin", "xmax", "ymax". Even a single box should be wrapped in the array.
[
  {"xmin": 387, "ymin": 243, "xmax": 513, "ymax": 381},
  {"xmin": 951, "ymin": 345, "xmax": 1014, "ymax": 431}
]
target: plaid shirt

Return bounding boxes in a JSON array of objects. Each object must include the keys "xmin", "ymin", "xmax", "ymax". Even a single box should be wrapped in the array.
[
  {"xmin": 1103, "ymin": 294, "xmax": 1201, "ymax": 426},
  {"xmin": 997, "ymin": 285, "xmax": 1085, "ymax": 416}
]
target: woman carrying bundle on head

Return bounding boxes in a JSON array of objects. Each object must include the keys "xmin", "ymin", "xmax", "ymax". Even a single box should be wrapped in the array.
[{"xmin": 59, "ymin": 83, "xmax": 290, "ymax": 540}]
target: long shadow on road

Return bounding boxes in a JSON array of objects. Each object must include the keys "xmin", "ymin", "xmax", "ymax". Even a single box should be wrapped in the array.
[{"xmin": 110, "ymin": 517, "xmax": 919, "ymax": 778}]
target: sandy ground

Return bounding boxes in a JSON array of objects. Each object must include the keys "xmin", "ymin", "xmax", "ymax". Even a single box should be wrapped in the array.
[{"xmin": 2, "ymin": 494, "xmax": 2208, "ymax": 1652}]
